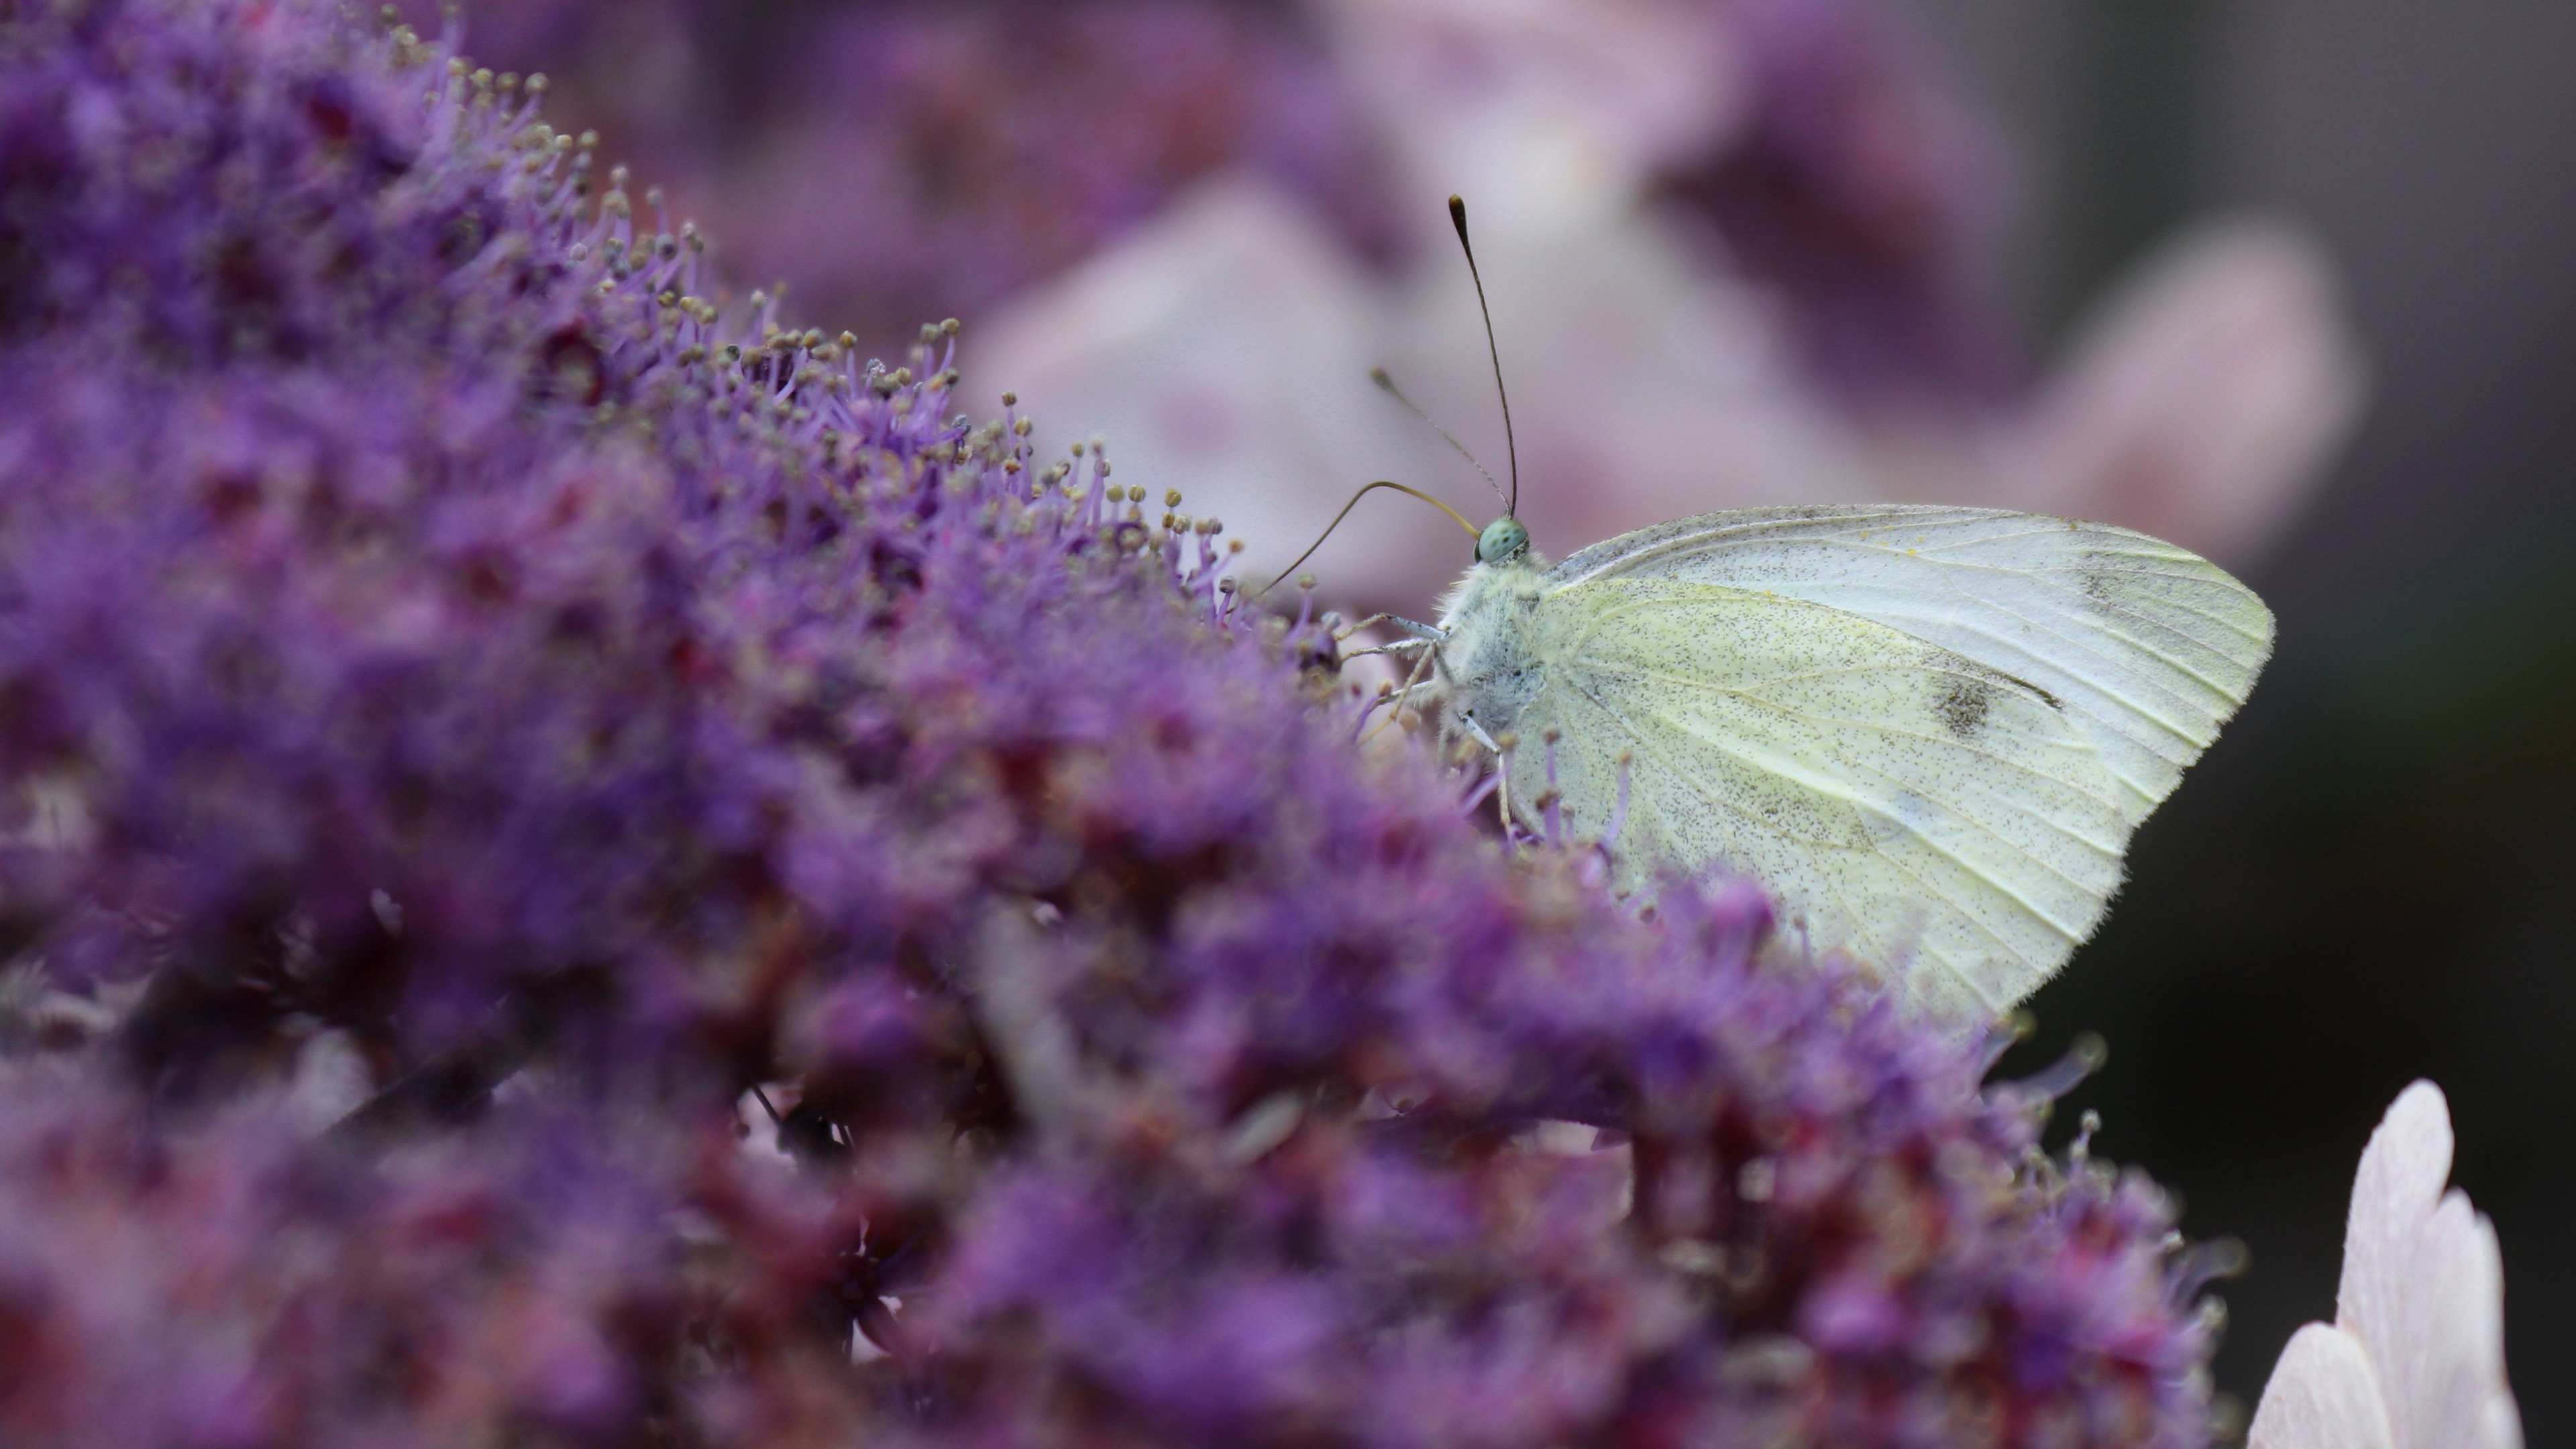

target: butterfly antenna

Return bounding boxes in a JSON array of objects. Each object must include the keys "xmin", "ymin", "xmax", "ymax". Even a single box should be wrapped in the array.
[
  {"xmin": 1371, "ymin": 368, "xmax": 1509, "ymax": 512},
  {"xmin": 1253, "ymin": 480, "xmax": 1481, "ymax": 600},
  {"xmin": 1449, "ymin": 195, "xmax": 1519, "ymax": 518}
]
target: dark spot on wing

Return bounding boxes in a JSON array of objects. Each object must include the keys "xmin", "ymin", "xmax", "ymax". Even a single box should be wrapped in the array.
[
  {"xmin": 1998, "ymin": 670, "xmax": 2061, "ymax": 710},
  {"xmin": 1937, "ymin": 676, "xmax": 1992, "ymax": 739}
]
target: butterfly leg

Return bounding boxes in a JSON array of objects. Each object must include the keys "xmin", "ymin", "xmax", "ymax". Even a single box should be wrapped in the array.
[
  {"xmin": 1456, "ymin": 713, "xmax": 1502, "ymax": 754},
  {"xmin": 1449, "ymin": 712, "xmax": 1517, "ymax": 832},
  {"xmin": 1338, "ymin": 616, "xmax": 1446, "ymax": 674},
  {"xmin": 1344, "ymin": 637, "xmax": 1435, "ymax": 662},
  {"xmin": 1358, "ymin": 643, "xmax": 1443, "ymax": 744},
  {"xmin": 1334, "ymin": 612, "xmax": 1447, "ymax": 643}
]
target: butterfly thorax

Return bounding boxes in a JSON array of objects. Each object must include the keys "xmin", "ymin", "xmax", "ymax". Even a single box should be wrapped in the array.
[{"xmin": 1432, "ymin": 555, "xmax": 1550, "ymax": 743}]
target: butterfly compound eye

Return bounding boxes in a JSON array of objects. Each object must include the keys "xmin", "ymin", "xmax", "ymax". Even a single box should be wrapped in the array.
[{"xmin": 1477, "ymin": 517, "xmax": 1529, "ymax": 564}]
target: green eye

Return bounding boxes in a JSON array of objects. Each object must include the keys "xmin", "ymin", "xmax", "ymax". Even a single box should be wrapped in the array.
[{"xmin": 1477, "ymin": 517, "xmax": 1529, "ymax": 564}]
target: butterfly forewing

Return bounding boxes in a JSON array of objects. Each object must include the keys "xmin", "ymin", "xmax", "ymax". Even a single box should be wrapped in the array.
[
  {"xmin": 1513, "ymin": 578, "xmax": 2129, "ymax": 1021},
  {"xmin": 1544, "ymin": 506, "xmax": 2276, "ymax": 825}
]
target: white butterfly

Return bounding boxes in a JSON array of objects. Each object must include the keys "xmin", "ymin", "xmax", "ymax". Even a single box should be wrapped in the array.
[
  {"xmin": 1395, "ymin": 502, "xmax": 2273, "ymax": 1025},
  {"xmin": 1339, "ymin": 198, "xmax": 2273, "ymax": 1024}
]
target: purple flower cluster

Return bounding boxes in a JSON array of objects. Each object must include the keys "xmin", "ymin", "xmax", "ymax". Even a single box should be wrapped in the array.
[
  {"xmin": 0, "ymin": 2, "xmax": 2221, "ymax": 1445},
  {"xmin": 0, "ymin": 1077, "xmax": 716, "ymax": 1446}
]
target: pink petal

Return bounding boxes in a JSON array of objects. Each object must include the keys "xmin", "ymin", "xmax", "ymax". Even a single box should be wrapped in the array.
[
  {"xmin": 2000, "ymin": 217, "xmax": 2365, "ymax": 565},
  {"xmin": 2249, "ymin": 1323, "xmax": 2397, "ymax": 1449},
  {"xmin": 2336, "ymin": 1081, "xmax": 2523, "ymax": 1449}
]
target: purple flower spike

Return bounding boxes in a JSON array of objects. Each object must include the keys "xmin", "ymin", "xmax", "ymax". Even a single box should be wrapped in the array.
[{"xmin": 0, "ymin": 3, "xmax": 2227, "ymax": 1445}]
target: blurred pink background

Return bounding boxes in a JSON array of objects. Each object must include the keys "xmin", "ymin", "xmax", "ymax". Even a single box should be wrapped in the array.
[{"xmin": 400, "ymin": 0, "xmax": 2358, "ymax": 620}]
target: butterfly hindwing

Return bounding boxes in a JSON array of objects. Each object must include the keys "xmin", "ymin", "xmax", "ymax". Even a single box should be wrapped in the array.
[{"xmin": 1510, "ymin": 576, "xmax": 2129, "ymax": 1020}]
